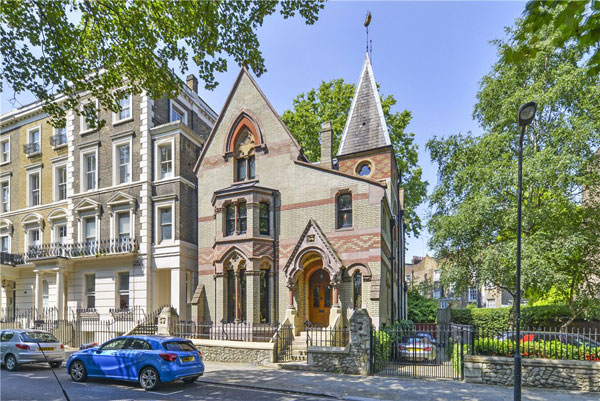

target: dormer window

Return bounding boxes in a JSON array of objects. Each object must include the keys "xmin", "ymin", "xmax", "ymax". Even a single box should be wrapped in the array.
[{"xmin": 234, "ymin": 130, "xmax": 256, "ymax": 182}]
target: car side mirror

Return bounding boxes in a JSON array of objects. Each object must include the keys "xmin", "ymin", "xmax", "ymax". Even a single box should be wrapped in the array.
[{"xmin": 94, "ymin": 347, "xmax": 102, "ymax": 353}]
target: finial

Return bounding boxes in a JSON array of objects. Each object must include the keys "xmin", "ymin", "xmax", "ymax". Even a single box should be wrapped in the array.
[{"xmin": 364, "ymin": 11, "xmax": 371, "ymax": 55}]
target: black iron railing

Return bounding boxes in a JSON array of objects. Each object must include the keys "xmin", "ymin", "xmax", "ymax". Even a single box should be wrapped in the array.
[
  {"xmin": 25, "ymin": 238, "xmax": 138, "ymax": 260},
  {"xmin": 1, "ymin": 252, "xmax": 25, "ymax": 266},
  {"xmin": 22, "ymin": 142, "xmax": 40, "ymax": 155},
  {"xmin": 50, "ymin": 133, "xmax": 67, "ymax": 147},
  {"xmin": 306, "ymin": 325, "xmax": 349, "ymax": 347},
  {"xmin": 274, "ymin": 324, "xmax": 294, "ymax": 362},
  {"xmin": 171, "ymin": 321, "xmax": 277, "ymax": 342}
]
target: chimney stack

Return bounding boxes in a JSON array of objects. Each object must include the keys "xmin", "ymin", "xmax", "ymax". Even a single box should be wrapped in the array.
[
  {"xmin": 320, "ymin": 121, "xmax": 333, "ymax": 169},
  {"xmin": 186, "ymin": 74, "xmax": 198, "ymax": 93}
]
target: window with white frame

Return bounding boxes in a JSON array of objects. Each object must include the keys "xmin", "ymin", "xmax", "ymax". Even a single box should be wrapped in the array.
[
  {"xmin": 468, "ymin": 287, "xmax": 477, "ymax": 303},
  {"xmin": 156, "ymin": 141, "xmax": 173, "ymax": 179},
  {"xmin": 55, "ymin": 164, "xmax": 67, "ymax": 201},
  {"xmin": 29, "ymin": 172, "xmax": 40, "ymax": 206},
  {"xmin": 54, "ymin": 224, "xmax": 67, "ymax": 244},
  {"xmin": 156, "ymin": 204, "xmax": 173, "ymax": 243},
  {"xmin": 81, "ymin": 149, "xmax": 97, "ymax": 191},
  {"xmin": 117, "ymin": 272, "xmax": 129, "ymax": 309},
  {"xmin": 52, "ymin": 126, "xmax": 67, "ymax": 147},
  {"xmin": 114, "ymin": 93, "xmax": 132, "ymax": 122},
  {"xmin": 85, "ymin": 274, "xmax": 95, "ymax": 309},
  {"xmin": 83, "ymin": 217, "xmax": 96, "ymax": 243},
  {"xmin": 113, "ymin": 137, "xmax": 132, "ymax": 185},
  {"xmin": 117, "ymin": 212, "xmax": 130, "ymax": 241},
  {"xmin": 1, "ymin": 180, "xmax": 9, "ymax": 212},
  {"xmin": 81, "ymin": 100, "xmax": 98, "ymax": 132},
  {"xmin": 28, "ymin": 126, "xmax": 41, "ymax": 152},
  {"xmin": 28, "ymin": 228, "xmax": 40, "ymax": 249},
  {"xmin": 486, "ymin": 299, "xmax": 496, "ymax": 308},
  {"xmin": 0, "ymin": 137, "xmax": 9, "ymax": 163},
  {"xmin": 0, "ymin": 235, "xmax": 9, "ymax": 252},
  {"xmin": 170, "ymin": 102, "xmax": 187, "ymax": 124}
]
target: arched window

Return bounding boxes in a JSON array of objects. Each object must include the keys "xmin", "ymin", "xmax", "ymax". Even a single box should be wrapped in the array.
[
  {"xmin": 337, "ymin": 193, "xmax": 352, "ymax": 229},
  {"xmin": 353, "ymin": 272, "xmax": 362, "ymax": 309},
  {"xmin": 225, "ymin": 204, "xmax": 235, "ymax": 236},
  {"xmin": 259, "ymin": 202, "xmax": 269, "ymax": 235},
  {"xmin": 234, "ymin": 131, "xmax": 256, "ymax": 182},
  {"xmin": 237, "ymin": 202, "xmax": 247, "ymax": 234}
]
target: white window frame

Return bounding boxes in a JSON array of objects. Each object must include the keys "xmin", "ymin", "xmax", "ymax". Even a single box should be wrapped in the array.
[
  {"xmin": 154, "ymin": 137, "xmax": 175, "ymax": 180},
  {"xmin": 52, "ymin": 223, "xmax": 67, "ymax": 244},
  {"xmin": 27, "ymin": 125, "xmax": 41, "ymax": 151},
  {"xmin": 80, "ymin": 146, "xmax": 99, "ymax": 193},
  {"xmin": 116, "ymin": 271, "xmax": 130, "ymax": 310},
  {"xmin": 0, "ymin": 136, "xmax": 10, "ymax": 165},
  {"xmin": 468, "ymin": 287, "xmax": 477, "ymax": 303},
  {"xmin": 80, "ymin": 99, "xmax": 99, "ymax": 134},
  {"xmin": 170, "ymin": 101, "xmax": 187, "ymax": 125},
  {"xmin": 52, "ymin": 126, "xmax": 67, "ymax": 148},
  {"xmin": 113, "ymin": 92, "xmax": 133, "ymax": 124},
  {"xmin": 112, "ymin": 209, "xmax": 132, "ymax": 241},
  {"xmin": 486, "ymin": 299, "xmax": 496, "ymax": 308},
  {"xmin": 112, "ymin": 136, "xmax": 133, "ymax": 186},
  {"xmin": 154, "ymin": 200, "xmax": 175, "ymax": 245},
  {"xmin": 26, "ymin": 168, "xmax": 42, "ymax": 207},
  {"xmin": 25, "ymin": 226, "xmax": 42, "ymax": 250},
  {"xmin": 0, "ymin": 234, "xmax": 10, "ymax": 252},
  {"xmin": 0, "ymin": 177, "xmax": 9, "ymax": 213},
  {"xmin": 78, "ymin": 213, "xmax": 99, "ymax": 244},
  {"xmin": 53, "ymin": 162, "xmax": 68, "ymax": 202},
  {"xmin": 84, "ymin": 274, "xmax": 96, "ymax": 310}
]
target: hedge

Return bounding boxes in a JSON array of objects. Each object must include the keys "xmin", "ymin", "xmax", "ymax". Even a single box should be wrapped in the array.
[
  {"xmin": 472, "ymin": 338, "xmax": 600, "ymax": 361},
  {"xmin": 450, "ymin": 304, "xmax": 600, "ymax": 330}
]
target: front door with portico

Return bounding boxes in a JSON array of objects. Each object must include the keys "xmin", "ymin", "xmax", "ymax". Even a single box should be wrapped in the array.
[{"xmin": 309, "ymin": 268, "xmax": 332, "ymax": 327}]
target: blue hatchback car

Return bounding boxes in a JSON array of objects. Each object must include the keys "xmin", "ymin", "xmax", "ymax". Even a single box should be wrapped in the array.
[{"xmin": 66, "ymin": 335, "xmax": 204, "ymax": 390}]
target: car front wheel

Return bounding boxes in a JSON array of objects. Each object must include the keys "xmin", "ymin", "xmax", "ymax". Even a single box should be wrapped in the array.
[
  {"xmin": 49, "ymin": 361, "xmax": 62, "ymax": 368},
  {"xmin": 183, "ymin": 376, "xmax": 199, "ymax": 384},
  {"xmin": 69, "ymin": 360, "xmax": 88, "ymax": 382},
  {"xmin": 139, "ymin": 366, "xmax": 160, "ymax": 391},
  {"xmin": 5, "ymin": 354, "xmax": 18, "ymax": 371}
]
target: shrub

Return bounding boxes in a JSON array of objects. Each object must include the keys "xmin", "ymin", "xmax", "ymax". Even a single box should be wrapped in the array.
[
  {"xmin": 372, "ymin": 329, "xmax": 392, "ymax": 372},
  {"xmin": 450, "ymin": 342, "xmax": 469, "ymax": 374},
  {"xmin": 407, "ymin": 290, "xmax": 438, "ymax": 323},
  {"xmin": 472, "ymin": 337, "xmax": 600, "ymax": 361}
]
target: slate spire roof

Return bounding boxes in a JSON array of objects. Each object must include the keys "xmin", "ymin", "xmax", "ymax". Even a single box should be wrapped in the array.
[{"xmin": 337, "ymin": 52, "xmax": 391, "ymax": 157}]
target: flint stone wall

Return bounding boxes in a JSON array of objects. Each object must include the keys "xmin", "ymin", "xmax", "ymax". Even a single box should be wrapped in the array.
[
  {"xmin": 191, "ymin": 339, "xmax": 274, "ymax": 365},
  {"xmin": 464, "ymin": 355, "xmax": 600, "ymax": 392},
  {"xmin": 307, "ymin": 309, "xmax": 372, "ymax": 375}
]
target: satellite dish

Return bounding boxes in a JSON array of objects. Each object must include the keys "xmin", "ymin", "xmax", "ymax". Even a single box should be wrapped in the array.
[{"xmin": 364, "ymin": 11, "xmax": 371, "ymax": 27}]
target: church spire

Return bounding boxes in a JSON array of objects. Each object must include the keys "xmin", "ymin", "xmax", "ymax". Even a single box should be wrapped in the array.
[{"xmin": 337, "ymin": 52, "xmax": 391, "ymax": 157}]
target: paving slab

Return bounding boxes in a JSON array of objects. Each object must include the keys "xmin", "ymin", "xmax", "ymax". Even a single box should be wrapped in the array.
[{"xmin": 200, "ymin": 362, "xmax": 599, "ymax": 401}]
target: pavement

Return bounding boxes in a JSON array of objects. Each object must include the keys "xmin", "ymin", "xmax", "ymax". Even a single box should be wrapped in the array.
[{"xmin": 198, "ymin": 362, "xmax": 600, "ymax": 401}]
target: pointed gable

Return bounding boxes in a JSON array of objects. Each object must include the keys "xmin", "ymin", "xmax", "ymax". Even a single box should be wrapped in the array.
[{"xmin": 337, "ymin": 52, "xmax": 391, "ymax": 157}]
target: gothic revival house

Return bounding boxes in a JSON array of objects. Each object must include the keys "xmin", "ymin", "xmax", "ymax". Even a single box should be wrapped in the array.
[{"xmin": 194, "ymin": 54, "xmax": 404, "ymax": 329}]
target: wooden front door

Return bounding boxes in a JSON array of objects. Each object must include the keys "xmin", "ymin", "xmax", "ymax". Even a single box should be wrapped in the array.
[{"xmin": 309, "ymin": 269, "xmax": 332, "ymax": 327}]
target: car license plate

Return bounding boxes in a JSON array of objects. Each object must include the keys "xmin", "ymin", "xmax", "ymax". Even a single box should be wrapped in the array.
[
  {"xmin": 40, "ymin": 347, "xmax": 54, "ymax": 351},
  {"xmin": 407, "ymin": 348, "xmax": 421, "ymax": 352},
  {"xmin": 182, "ymin": 356, "xmax": 194, "ymax": 362}
]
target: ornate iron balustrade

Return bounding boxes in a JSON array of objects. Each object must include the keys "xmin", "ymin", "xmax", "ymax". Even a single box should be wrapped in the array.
[
  {"xmin": 0, "ymin": 252, "xmax": 25, "ymax": 266},
  {"xmin": 50, "ymin": 133, "xmax": 67, "ymax": 147},
  {"xmin": 25, "ymin": 238, "xmax": 138, "ymax": 260},
  {"xmin": 22, "ymin": 142, "xmax": 40, "ymax": 155}
]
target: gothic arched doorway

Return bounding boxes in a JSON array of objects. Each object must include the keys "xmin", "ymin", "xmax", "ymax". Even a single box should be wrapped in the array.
[{"xmin": 309, "ymin": 268, "xmax": 332, "ymax": 327}]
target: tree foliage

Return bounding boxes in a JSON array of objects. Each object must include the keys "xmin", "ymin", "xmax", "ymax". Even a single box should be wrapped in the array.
[
  {"xmin": 0, "ymin": 0, "xmax": 324, "ymax": 127},
  {"xmin": 407, "ymin": 290, "xmax": 437, "ymax": 323},
  {"xmin": 427, "ymin": 18, "xmax": 600, "ymax": 327},
  {"xmin": 512, "ymin": 0, "xmax": 600, "ymax": 75},
  {"xmin": 281, "ymin": 79, "xmax": 427, "ymax": 236}
]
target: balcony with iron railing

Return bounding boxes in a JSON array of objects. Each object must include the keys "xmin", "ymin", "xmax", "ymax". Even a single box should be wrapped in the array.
[
  {"xmin": 50, "ymin": 133, "xmax": 67, "ymax": 147},
  {"xmin": 22, "ymin": 142, "xmax": 41, "ymax": 156},
  {"xmin": 2, "ymin": 238, "xmax": 138, "ymax": 264}
]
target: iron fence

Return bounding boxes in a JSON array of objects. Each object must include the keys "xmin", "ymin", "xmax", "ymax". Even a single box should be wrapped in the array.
[
  {"xmin": 22, "ymin": 142, "xmax": 40, "ymax": 155},
  {"xmin": 274, "ymin": 324, "xmax": 294, "ymax": 362},
  {"xmin": 471, "ymin": 326, "xmax": 600, "ymax": 361},
  {"xmin": 1, "ymin": 252, "xmax": 25, "ymax": 266},
  {"xmin": 306, "ymin": 326, "xmax": 349, "ymax": 348},
  {"xmin": 171, "ymin": 321, "xmax": 277, "ymax": 342}
]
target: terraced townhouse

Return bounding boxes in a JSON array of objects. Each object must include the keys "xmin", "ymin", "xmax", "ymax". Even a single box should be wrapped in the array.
[{"xmin": 0, "ymin": 75, "xmax": 216, "ymax": 321}]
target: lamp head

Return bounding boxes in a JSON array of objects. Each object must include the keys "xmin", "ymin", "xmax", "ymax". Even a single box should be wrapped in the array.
[{"xmin": 518, "ymin": 101, "xmax": 537, "ymax": 127}]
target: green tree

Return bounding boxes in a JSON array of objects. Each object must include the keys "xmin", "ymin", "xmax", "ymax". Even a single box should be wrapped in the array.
[
  {"xmin": 0, "ymin": 0, "xmax": 324, "ymax": 127},
  {"xmin": 511, "ymin": 0, "xmax": 600, "ymax": 75},
  {"xmin": 281, "ymin": 79, "xmax": 427, "ymax": 236},
  {"xmin": 407, "ymin": 290, "xmax": 437, "ymax": 323},
  {"xmin": 427, "ymin": 20, "xmax": 600, "ymax": 327}
]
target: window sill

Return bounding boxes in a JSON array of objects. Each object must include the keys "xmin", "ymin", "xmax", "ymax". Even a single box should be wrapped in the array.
[
  {"xmin": 26, "ymin": 152, "xmax": 41, "ymax": 158},
  {"xmin": 335, "ymin": 226, "xmax": 354, "ymax": 232},
  {"xmin": 52, "ymin": 143, "xmax": 67, "ymax": 151},
  {"xmin": 80, "ymin": 129, "xmax": 97, "ymax": 136},
  {"xmin": 112, "ymin": 117, "xmax": 134, "ymax": 127},
  {"xmin": 0, "ymin": 161, "xmax": 10, "ymax": 166}
]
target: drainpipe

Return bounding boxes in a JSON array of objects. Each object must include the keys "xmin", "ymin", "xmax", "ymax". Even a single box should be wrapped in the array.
[{"xmin": 272, "ymin": 190, "xmax": 280, "ymax": 326}]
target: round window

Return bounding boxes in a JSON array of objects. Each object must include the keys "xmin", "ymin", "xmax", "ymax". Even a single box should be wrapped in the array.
[{"xmin": 356, "ymin": 162, "xmax": 372, "ymax": 176}]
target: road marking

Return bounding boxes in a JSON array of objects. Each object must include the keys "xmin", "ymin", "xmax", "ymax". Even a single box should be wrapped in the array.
[{"xmin": 154, "ymin": 390, "xmax": 184, "ymax": 396}]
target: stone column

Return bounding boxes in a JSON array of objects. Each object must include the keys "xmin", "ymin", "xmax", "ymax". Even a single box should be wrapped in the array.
[
  {"xmin": 34, "ymin": 271, "xmax": 43, "ymax": 315},
  {"xmin": 170, "ymin": 268, "xmax": 185, "ymax": 319},
  {"xmin": 214, "ymin": 273, "xmax": 224, "ymax": 323},
  {"xmin": 56, "ymin": 270, "xmax": 64, "ymax": 320}
]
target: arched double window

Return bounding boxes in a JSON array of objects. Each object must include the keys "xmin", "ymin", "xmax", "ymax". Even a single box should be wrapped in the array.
[
  {"xmin": 337, "ymin": 193, "xmax": 352, "ymax": 229},
  {"xmin": 234, "ymin": 130, "xmax": 256, "ymax": 182}
]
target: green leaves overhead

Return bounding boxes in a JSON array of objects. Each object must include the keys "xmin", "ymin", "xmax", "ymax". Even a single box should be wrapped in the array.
[
  {"xmin": 0, "ymin": 0, "xmax": 324, "ymax": 127},
  {"xmin": 427, "ymin": 17, "xmax": 600, "ymax": 326},
  {"xmin": 281, "ymin": 78, "xmax": 428, "ymax": 236}
]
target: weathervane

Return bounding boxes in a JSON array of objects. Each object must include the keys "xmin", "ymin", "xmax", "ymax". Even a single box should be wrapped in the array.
[{"xmin": 364, "ymin": 11, "xmax": 372, "ymax": 60}]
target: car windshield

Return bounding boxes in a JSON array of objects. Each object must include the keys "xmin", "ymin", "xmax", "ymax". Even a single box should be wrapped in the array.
[
  {"xmin": 163, "ymin": 341, "xmax": 196, "ymax": 352},
  {"xmin": 21, "ymin": 332, "xmax": 59, "ymax": 343},
  {"xmin": 402, "ymin": 337, "xmax": 425, "ymax": 344}
]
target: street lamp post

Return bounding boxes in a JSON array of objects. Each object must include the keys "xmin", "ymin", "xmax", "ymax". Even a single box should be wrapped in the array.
[{"xmin": 514, "ymin": 101, "xmax": 537, "ymax": 401}]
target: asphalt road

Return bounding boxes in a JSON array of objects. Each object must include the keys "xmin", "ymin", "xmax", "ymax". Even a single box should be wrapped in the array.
[{"xmin": 0, "ymin": 363, "xmax": 330, "ymax": 401}]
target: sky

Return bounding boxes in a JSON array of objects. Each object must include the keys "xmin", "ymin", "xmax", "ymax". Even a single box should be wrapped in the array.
[{"xmin": 0, "ymin": 0, "xmax": 527, "ymax": 263}]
